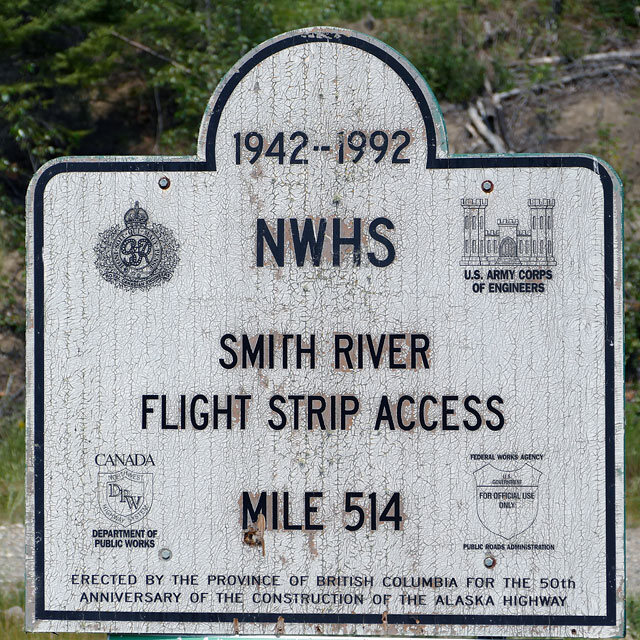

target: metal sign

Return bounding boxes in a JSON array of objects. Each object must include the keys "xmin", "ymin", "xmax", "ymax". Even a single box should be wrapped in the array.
[{"xmin": 26, "ymin": 27, "xmax": 624, "ymax": 637}]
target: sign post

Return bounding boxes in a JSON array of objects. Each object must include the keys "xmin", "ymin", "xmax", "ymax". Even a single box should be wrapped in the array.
[{"xmin": 26, "ymin": 27, "xmax": 624, "ymax": 638}]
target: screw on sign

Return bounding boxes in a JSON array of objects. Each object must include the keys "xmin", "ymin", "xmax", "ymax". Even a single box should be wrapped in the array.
[{"xmin": 25, "ymin": 27, "xmax": 623, "ymax": 638}]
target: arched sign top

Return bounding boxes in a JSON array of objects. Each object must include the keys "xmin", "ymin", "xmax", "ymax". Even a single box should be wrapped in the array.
[{"xmin": 197, "ymin": 27, "xmax": 449, "ymax": 169}]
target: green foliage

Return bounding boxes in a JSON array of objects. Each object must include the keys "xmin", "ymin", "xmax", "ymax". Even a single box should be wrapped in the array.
[
  {"xmin": 597, "ymin": 116, "xmax": 640, "ymax": 525},
  {"xmin": 0, "ymin": 273, "xmax": 24, "ymax": 336},
  {"xmin": 527, "ymin": 63, "xmax": 554, "ymax": 86},
  {"xmin": 627, "ymin": 209, "xmax": 640, "ymax": 381},
  {"xmin": 326, "ymin": 0, "xmax": 424, "ymax": 22},
  {"xmin": 587, "ymin": 123, "xmax": 640, "ymax": 380},
  {"xmin": 0, "ymin": 409, "xmax": 25, "ymax": 523},
  {"xmin": 628, "ymin": 384, "xmax": 640, "ymax": 526},
  {"xmin": 557, "ymin": 26, "xmax": 584, "ymax": 61},
  {"xmin": 380, "ymin": 2, "xmax": 486, "ymax": 104},
  {"xmin": 591, "ymin": 0, "xmax": 639, "ymax": 26},
  {"xmin": 0, "ymin": 0, "xmax": 327, "ymax": 250},
  {"xmin": 0, "ymin": 0, "xmax": 638, "ymax": 259},
  {"xmin": 629, "ymin": 593, "xmax": 640, "ymax": 633},
  {"xmin": 491, "ymin": 58, "xmax": 515, "ymax": 93}
]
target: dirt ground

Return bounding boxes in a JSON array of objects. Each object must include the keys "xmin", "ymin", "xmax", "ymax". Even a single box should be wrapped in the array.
[{"xmin": 444, "ymin": 74, "xmax": 640, "ymax": 199}]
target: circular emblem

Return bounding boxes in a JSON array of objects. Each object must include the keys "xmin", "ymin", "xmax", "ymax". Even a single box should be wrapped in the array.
[{"xmin": 94, "ymin": 202, "xmax": 179, "ymax": 290}]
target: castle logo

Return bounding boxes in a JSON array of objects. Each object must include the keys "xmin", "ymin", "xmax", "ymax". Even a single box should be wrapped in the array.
[
  {"xmin": 98, "ymin": 468, "xmax": 153, "ymax": 526},
  {"xmin": 460, "ymin": 198, "xmax": 557, "ymax": 267},
  {"xmin": 94, "ymin": 201, "xmax": 179, "ymax": 290}
]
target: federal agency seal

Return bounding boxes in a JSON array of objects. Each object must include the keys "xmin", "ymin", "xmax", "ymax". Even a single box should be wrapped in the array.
[{"xmin": 94, "ymin": 201, "xmax": 179, "ymax": 290}]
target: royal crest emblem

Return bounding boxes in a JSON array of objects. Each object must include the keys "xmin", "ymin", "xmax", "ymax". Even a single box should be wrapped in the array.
[
  {"xmin": 94, "ymin": 201, "xmax": 179, "ymax": 290},
  {"xmin": 98, "ymin": 468, "xmax": 153, "ymax": 526},
  {"xmin": 474, "ymin": 463, "xmax": 541, "ymax": 540}
]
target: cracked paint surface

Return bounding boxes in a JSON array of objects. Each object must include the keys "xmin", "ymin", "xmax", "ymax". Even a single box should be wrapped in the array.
[{"xmin": 25, "ymin": 27, "xmax": 623, "ymax": 637}]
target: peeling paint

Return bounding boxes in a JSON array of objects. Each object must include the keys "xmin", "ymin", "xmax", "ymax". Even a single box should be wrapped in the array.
[{"xmin": 25, "ymin": 25, "xmax": 623, "ymax": 639}]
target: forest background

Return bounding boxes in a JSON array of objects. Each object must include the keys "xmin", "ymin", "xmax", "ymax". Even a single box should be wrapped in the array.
[{"xmin": 0, "ymin": 0, "xmax": 639, "ymax": 637}]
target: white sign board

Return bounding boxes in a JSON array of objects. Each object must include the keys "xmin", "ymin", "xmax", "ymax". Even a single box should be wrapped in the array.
[{"xmin": 26, "ymin": 27, "xmax": 624, "ymax": 637}]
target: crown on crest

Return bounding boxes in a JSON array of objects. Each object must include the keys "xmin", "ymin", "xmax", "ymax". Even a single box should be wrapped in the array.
[{"xmin": 123, "ymin": 201, "xmax": 149, "ymax": 227}]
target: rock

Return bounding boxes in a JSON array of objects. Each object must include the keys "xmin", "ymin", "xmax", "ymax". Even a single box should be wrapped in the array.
[{"xmin": 4, "ymin": 605, "xmax": 24, "ymax": 621}]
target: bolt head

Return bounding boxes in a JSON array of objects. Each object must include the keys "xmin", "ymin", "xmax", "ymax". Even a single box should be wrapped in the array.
[
  {"xmin": 158, "ymin": 176, "xmax": 171, "ymax": 189},
  {"xmin": 481, "ymin": 180, "xmax": 494, "ymax": 193}
]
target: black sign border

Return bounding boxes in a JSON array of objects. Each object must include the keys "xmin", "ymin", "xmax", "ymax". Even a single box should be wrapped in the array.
[{"xmin": 30, "ymin": 29, "xmax": 619, "ymax": 630}]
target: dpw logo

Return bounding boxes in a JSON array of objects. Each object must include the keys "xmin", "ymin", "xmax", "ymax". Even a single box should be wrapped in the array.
[
  {"xmin": 108, "ymin": 482, "xmax": 143, "ymax": 510},
  {"xmin": 98, "ymin": 468, "xmax": 153, "ymax": 526}
]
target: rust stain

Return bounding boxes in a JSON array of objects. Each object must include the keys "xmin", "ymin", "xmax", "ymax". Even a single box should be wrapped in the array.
[
  {"xmin": 233, "ymin": 617, "xmax": 239, "ymax": 635},
  {"xmin": 275, "ymin": 615, "xmax": 285, "ymax": 635},
  {"xmin": 242, "ymin": 513, "xmax": 265, "ymax": 554},
  {"xmin": 401, "ymin": 621, "xmax": 423, "ymax": 635},
  {"xmin": 248, "ymin": 193, "xmax": 265, "ymax": 211},
  {"xmin": 382, "ymin": 610, "xmax": 388, "ymax": 635},
  {"xmin": 306, "ymin": 530, "xmax": 318, "ymax": 557},
  {"xmin": 242, "ymin": 526, "xmax": 261, "ymax": 548},
  {"xmin": 257, "ymin": 513, "xmax": 266, "ymax": 556},
  {"xmin": 421, "ymin": 345, "xmax": 432, "ymax": 370},
  {"xmin": 231, "ymin": 391, "xmax": 251, "ymax": 425},
  {"xmin": 257, "ymin": 369, "xmax": 269, "ymax": 389}
]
